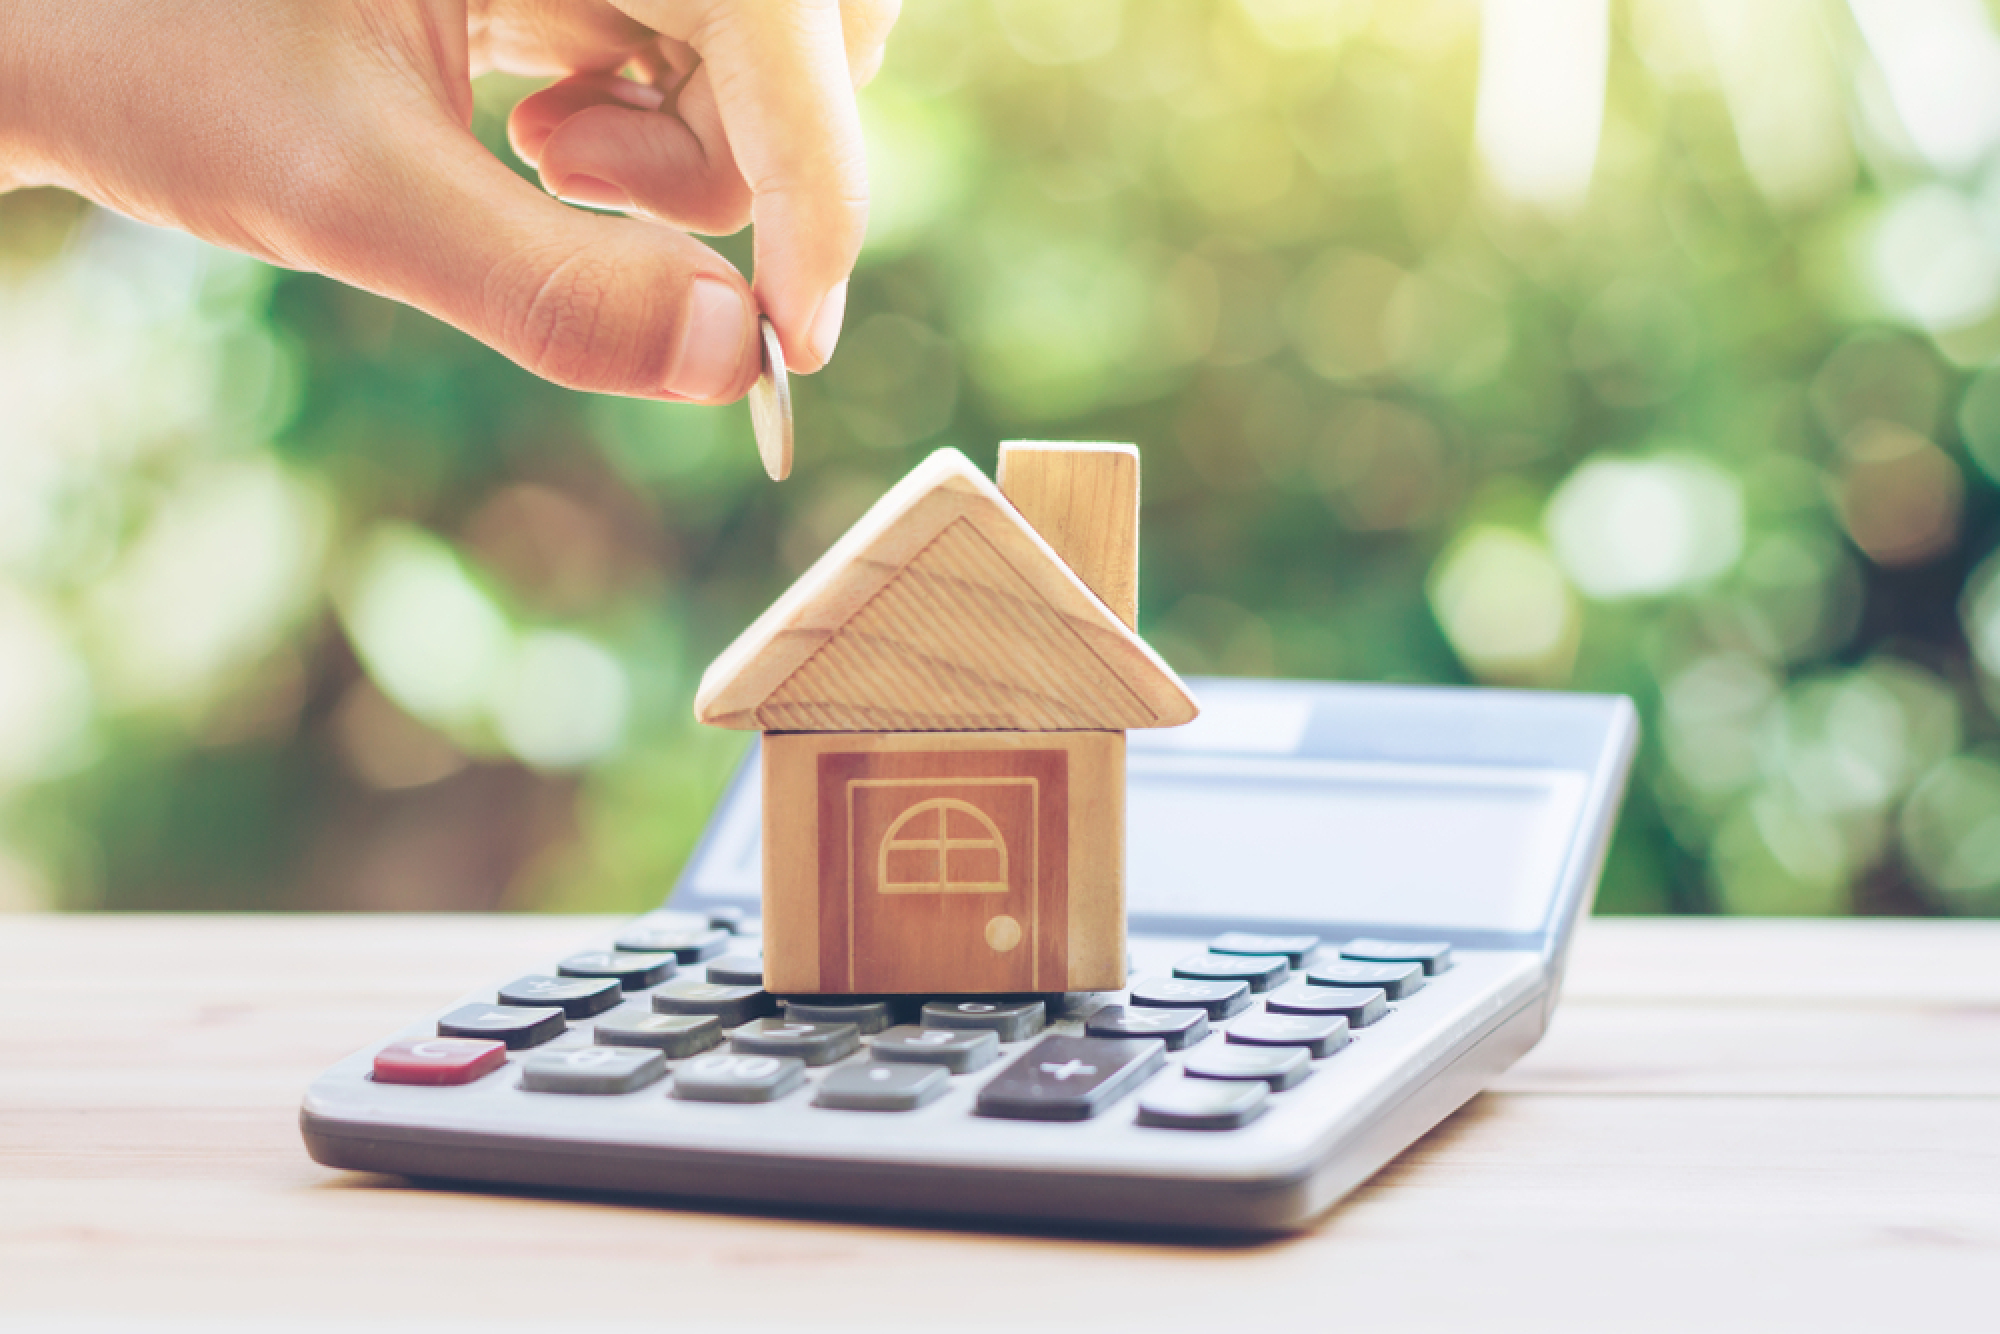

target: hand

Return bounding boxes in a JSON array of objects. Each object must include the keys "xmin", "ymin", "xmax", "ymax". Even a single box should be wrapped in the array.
[{"xmin": 0, "ymin": 0, "xmax": 897, "ymax": 402}]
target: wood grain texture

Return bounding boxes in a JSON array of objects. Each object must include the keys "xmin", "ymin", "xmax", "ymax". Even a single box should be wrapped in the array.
[
  {"xmin": 763, "ymin": 730, "xmax": 1124, "ymax": 994},
  {"xmin": 3, "ymin": 916, "xmax": 1999, "ymax": 1332},
  {"xmin": 694, "ymin": 448, "xmax": 1197, "ymax": 733},
  {"xmin": 997, "ymin": 442, "xmax": 1140, "ymax": 630}
]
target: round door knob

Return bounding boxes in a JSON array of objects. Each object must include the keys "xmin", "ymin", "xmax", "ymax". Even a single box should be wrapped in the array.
[{"xmin": 985, "ymin": 915, "xmax": 1023, "ymax": 953}]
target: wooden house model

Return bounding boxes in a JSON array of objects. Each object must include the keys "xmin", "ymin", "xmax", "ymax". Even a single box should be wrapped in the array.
[{"xmin": 695, "ymin": 443, "xmax": 1199, "ymax": 996}]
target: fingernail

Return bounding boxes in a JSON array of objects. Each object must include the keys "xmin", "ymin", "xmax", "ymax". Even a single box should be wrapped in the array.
[
  {"xmin": 556, "ymin": 175, "xmax": 632, "ymax": 212},
  {"xmin": 808, "ymin": 281, "xmax": 848, "ymax": 368},
  {"xmin": 608, "ymin": 79, "xmax": 666, "ymax": 112},
  {"xmin": 669, "ymin": 276, "xmax": 751, "ymax": 401}
]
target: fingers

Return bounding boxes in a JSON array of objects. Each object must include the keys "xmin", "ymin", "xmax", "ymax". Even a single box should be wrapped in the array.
[
  {"xmin": 513, "ymin": 67, "xmax": 753, "ymax": 236},
  {"xmin": 321, "ymin": 117, "xmax": 761, "ymax": 403}
]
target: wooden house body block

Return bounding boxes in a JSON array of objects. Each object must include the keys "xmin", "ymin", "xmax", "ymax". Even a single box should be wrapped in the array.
[{"xmin": 761, "ymin": 730, "xmax": 1125, "ymax": 995}]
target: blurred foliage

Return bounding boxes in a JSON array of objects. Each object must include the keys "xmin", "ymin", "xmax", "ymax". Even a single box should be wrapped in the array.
[{"xmin": 8, "ymin": 0, "xmax": 2000, "ymax": 918}]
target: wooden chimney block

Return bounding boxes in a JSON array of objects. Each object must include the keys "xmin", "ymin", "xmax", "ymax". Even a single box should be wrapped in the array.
[{"xmin": 997, "ymin": 442, "xmax": 1140, "ymax": 629}]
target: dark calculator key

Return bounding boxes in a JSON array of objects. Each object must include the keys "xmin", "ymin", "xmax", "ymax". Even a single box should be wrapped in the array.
[
  {"xmin": 706, "ymin": 905, "xmax": 747, "ymax": 931},
  {"xmin": 1136, "ymin": 1078, "xmax": 1269, "ymax": 1131},
  {"xmin": 520, "ymin": 1045, "xmax": 667, "ymax": 1095},
  {"xmin": 1306, "ymin": 959, "xmax": 1425, "ymax": 1000},
  {"xmin": 671, "ymin": 1051, "xmax": 806, "ymax": 1103},
  {"xmin": 730, "ymin": 1018, "xmax": 861, "ymax": 1066},
  {"xmin": 496, "ymin": 974, "xmax": 622, "ymax": 1018},
  {"xmin": 1208, "ymin": 932, "xmax": 1320, "ymax": 967},
  {"xmin": 652, "ymin": 977, "xmax": 777, "ymax": 1027},
  {"xmin": 783, "ymin": 998, "xmax": 894, "ymax": 1034},
  {"xmin": 1341, "ymin": 938, "xmax": 1454, "ymax": 975},
  {"xmin": 438, "ymin": 1003, "xmax": 565, "ymax": 1050},
  {"xmin": 558, "ymin": 950, "xmax": 677, "ymax": 989},
  {"xmin": 594, "ymin": 1011, "xmax": 722, "ymax": 1057},
  {"xmin": 1173, "ymin": 952, "xmax": 1289, "ymax": 993},
  {"xmin": 705, "ymin": 955, "xmax": 764, "ymax": 987},
  {"xmin": 373, "ymin": 1037, "xmax": 507, "ymax": 1086},
  {"xmin": 614, "ymin": 921, "xmax": 730, "ymax": 963},
  {"xmin": 867, "ymin": 1025, "xmax": 1001, "ymax": 1073},
  {"xmin": 1185, "ymin": 1044, "xmax": 1312, "ymax": 1091},
  {"xmin": 1226, "ymin": 1012, "xmax": 1349, "ymax": 1058},
  {"xmin": 1128, "ymin": 977, "xmax": 1252, "ymax": 1020},
  {"xmin": 1265, "ymin": 982, "xmax": 1389, "ymax": 1028},
  {"xmin": 813, "ymin": 1062, "xmax": 950, "ymax": 1112},
  {"xmin": 975, "ymin": 1036, "xmax": 1167, "ymax": 1122},
  {"xmin": 1084, "ymin": 1004, "xmax": 1210, "ymax": 1051},
  {"xmin": 921, "ymin": 999, "xmax": 1046, "ymax": 1043}
]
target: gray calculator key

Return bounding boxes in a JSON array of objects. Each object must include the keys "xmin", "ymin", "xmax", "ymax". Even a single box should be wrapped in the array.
[
  {"xmin": 652, "ymin": 977, "xmax": 777, "ymax": 1026},
  {"xmin": 921, "ymin": 999, "xmax": 1046, "ymax": 1042},
  {"xmin": 705, "ymin": 955, "xmax": 764, "ymax": 987},
  {"xmin": 520, "ymin": 1044, "xmax": 666, "ymax": 1095},
  {"xmin": 706, "ymin": 905, "xmax": 747, "ymax": 930},
  {"xmin": 557, "ymin": 951, "xmax": 677, "ymax": 989},
  {"xmin": 497, "ymin": 974, "xmax": 621, "ymax": 1018},
  {"xmin": 671, "ymin": 1051, "xmax": 806, "ymax": 1103},
  {"xmin": 813, "ymin": 1062, "xmax": 950, "ymax": 1112},
  {"xmin": 1265, "ymin": 982, "xmax": 1389, "ymax": 1027},
  {"xmin": 975, "ymin": 1036, "xmax": 1167, "ymax": 1122},
  {"xmin": 1136, "ymin": 1077, "xmax": 1269, "ymax": 1131},
  {"xmin": 1306, "ymin": 959, "xmax": 1425, "ymax": 1000},
  {"xmin": 783, "ymin": 998, "xmax": 894, "ymax": 1034},
  {"xmin": 1226, "ymin": 1012, "xmax": 1349, "ymax": 1058},
  {"xmin": 730, "ymin": 1018, "xmax": 860, "ymax": 1066},
  {"xmin": 438, "ymin": 1003, "xmax": 565, "ymax": 1049},
  {"xmin": 1207, "ymin": 932, "xmax": 1320, "ymax": 967},
  {"xmin": 1173, "ymin": 953, "xmax": 1289, "ymax": 993},
  {"xmin": 1084, "ymin": 1005, "xmax": 1209, "ymax": 1051},
  {"xmin": 1128, "ymin": 977, "xmax": 1252, "ymax": 1020},
  {"xmin": 1184, "ymin": 1043, "xmax": 1312, "ymax": 1091},
  {"xmin": 594, "ymin": 1011, "xmax": 722, "ymax": 1057},
  {"xmin": 614, "ymin": 921, "xmax": 730, "ymax": 963},
  {"xmin": 1341, "ymin": 937, "xmax": 1454, "ymax": 975},
  {"xmin": 867, "ymin": 1025, "xmax": 1001, "ymax": 1073}
]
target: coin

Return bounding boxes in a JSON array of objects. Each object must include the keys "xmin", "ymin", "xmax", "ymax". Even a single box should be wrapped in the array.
[{"xmin": 747, "ymin": 315, "xmax": 793, "ymax": 481}]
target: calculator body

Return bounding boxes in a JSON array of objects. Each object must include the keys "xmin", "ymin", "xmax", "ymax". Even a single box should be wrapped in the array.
[{"xmin": 302, "ymin": 678, "xmax": 1636, "ymax": 1233}]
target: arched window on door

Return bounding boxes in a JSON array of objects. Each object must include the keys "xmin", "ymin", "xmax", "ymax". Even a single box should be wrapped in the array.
[{"xmin": 876, "ymin": 797, "xmax": 1009, "ymax": 894}]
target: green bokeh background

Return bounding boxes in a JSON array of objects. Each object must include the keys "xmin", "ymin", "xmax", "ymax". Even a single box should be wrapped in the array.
[{"xmin": 6, "ymin": 0, "xmax": 2000, "ymax": 920}]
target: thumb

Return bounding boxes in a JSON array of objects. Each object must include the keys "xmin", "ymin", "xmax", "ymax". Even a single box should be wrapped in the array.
[{"xmin": 309, "ymin": 118, "xmax": 760, "ymax": 402}]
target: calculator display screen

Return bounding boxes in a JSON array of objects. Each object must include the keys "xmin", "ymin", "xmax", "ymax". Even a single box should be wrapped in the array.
[{"xmin": 1124, "ymin": 755, "xmax": 1588, "ymax": 934}]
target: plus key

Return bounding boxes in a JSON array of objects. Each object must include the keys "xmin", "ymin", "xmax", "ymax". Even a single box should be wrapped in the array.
[{"xmin": 975, "ymin": 1035, "xmax": 1166, "ymax": 1122}]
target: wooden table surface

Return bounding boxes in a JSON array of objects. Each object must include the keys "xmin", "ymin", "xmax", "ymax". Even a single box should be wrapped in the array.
[{"xmin": 5, "ymin": 914, "xmax": 1997, "ymax": 1332}]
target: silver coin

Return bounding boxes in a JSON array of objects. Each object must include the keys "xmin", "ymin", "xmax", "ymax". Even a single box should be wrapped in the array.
[{"xmin": 747, "ymin": 315, "xmax": 793, "ymax": 481}]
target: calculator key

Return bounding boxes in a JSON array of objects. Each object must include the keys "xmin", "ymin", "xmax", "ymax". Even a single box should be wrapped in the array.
[
  {"xmin": 652, "ymin": 977, "xmax": 777, "ymax": 1027},
  {"xmin": 520, "ymin": 1045, "xmax": 667, "ymax": 1095},
  {"xmin": 437, "ymin": 1003, "xmax": 565, "ymax": 1049},
  {"xmin": 730, "ymin": 1018, "xmax": 861, "ymax": 1066},
  {"xmin": 783, "ymin": 998, "xmax": 894, "ymax": 1034},
  {"xmin": 975, "ymin": 1036, "xmax": 1167, "ymax": 1122},
  {"xmin": 1128, "ymin": 977, "xmax": 1252, "ymax": 1020},
  {"xmin": 1265, "ymin": 982, "xmax": 1389, "ymax": 1028},
  {"xmin": 1084, "ymin": 1005, "xmax": 1210, "ymax": 1051},
  {"xmin": 921, "ymin": 999, "xmax": 1046, "ymax": 1042},
  {"xmin": 671, "ymin": 1051, "xmax": 806, "ymax": 1103},
  {"xmin": 1184, "ymin": 1044, "xmax": 1312, "ymax": 1091},
  {"xmin": 557, "ymin": 951, "xmax": 677, "ymax": 989},
  {"xmin": 1340, "ymin": 938, "xmax": 1454, "ymax": 975},
  {"xmin": 867, "ymin": 1025, "xmax": 1001, "ymax": 1073},
  {"xmin": 813, "ymin": 1062, "xmax": 950, "ymax": 1112},
  {"xmin": 1173, "ymin": 953, "xmax": 1289, "ymax": 993},
  {"xmin": 1208, "ymin": 932, "xmax": 1319, "ymax": 967},
  {"xmin": 497, "ymin": 974, "xmax": 622, "ymax": 1018},
  {"xmin": 614, "ymin": 921, "xmax": 730, "ymax": 962},
  {"xmin": 1136, "ymin": 1078, "xmax": 1269, "ymax": 1131},
  {"xmin": 705, "ymin": 955, "xmax": 764, "ymax": 987},
  {"xmin": 594, "ymin": 1011, "xmax": 723, "ymax": 1057},
  {"xmin": 1226, "ymin": 1012, "xmax": 1349, "ymax": 1058},
  {"xmin": 1305, "ymin": 959, "xmax": 1425, "ymax": 1000},
  {"xmin": 373, "ymin": 1037, "xmax": 507, "ymax": 1086},
  {"xmin": 706, "ymin": 905, "xmax": 747, "ymax": 931}
]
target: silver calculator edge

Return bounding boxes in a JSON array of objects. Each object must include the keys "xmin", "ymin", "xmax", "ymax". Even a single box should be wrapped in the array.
[{"xmin": 300, "ymin": 679, "xmax": 1638, "ymax": 1234}]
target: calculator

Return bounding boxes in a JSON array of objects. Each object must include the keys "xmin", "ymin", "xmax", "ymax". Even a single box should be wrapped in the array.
[{"xmin": 301, "ymin": 677, "xmax": 1636, "ymax": 1233}]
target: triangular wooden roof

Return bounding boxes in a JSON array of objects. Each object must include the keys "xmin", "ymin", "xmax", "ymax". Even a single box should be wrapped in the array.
[{"xmin": 696, "ymin": 448, "xmax": 1199, "ymax": 732}]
